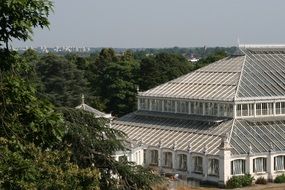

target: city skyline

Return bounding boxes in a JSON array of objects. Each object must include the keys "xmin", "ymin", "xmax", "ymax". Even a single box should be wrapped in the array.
[{"xmin": 13, "ymin": 0, "xmax": 285, "ymax": 48}]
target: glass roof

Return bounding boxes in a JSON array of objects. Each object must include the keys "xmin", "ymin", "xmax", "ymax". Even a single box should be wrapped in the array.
[{"xmin": 139, "ymin": 45, "xmax": 285, "ymax": 102}]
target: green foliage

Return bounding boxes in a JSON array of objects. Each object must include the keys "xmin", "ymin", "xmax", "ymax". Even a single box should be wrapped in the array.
[
  {"xmin": 274, "ymin": 174, "xmax": 285, "ymax": 183},
  {"xmin": 139, "ymin": 53, "xmax": 192, "ymax": 91},
  {"xmin": 36, "ymin": 53, "xmax": 89, "ymax": 107},
  {"xmin": 59, "ymin": 108, "xmax": 163, "ymax": 189},
  {"xmin": 101, "ymin": 61, "xmax": 139, "ymax": 116},
  {"xmin": 226, "ymin": 174, "xmax": 254, "ymax": 189},
  {"xmin": 0, "ymin": 137, "xmax": 100, "ymax": 190},
  {"xmin": 0, "ymin": 0, "xmax": 53, "ymax": 49},
  {"xmin": 0, "ymin": 52, "xmax": 64, "ymax": 149},
  {"xmin": 255, "ymin": 177, "xmax": 267, "ymax": 185}
]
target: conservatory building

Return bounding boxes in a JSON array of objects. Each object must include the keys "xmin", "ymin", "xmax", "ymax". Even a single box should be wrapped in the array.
[{"xmin": 112, "ymin": 45, "xmax": 285, "ymax": 185}]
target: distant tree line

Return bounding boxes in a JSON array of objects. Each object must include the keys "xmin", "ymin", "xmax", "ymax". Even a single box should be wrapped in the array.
[{"xmin": 25, "ymin": 47, "xmax": 229, "ymax": 117}]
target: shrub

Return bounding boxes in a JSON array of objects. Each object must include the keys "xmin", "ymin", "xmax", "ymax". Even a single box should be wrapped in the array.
[
  {"xmin": 274, "ymin": 174, "xmax": 285, "ymax": 183},
  {"xmin": 226, "ymin": 174, "xmax": 254, "ymax": 189},
  {"xmin": 255, "ymin": 177, "xmax": 267, "ymax": 184}
]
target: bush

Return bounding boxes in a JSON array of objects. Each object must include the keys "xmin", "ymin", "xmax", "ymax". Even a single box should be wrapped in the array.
[
  {"xmin": 226, "ymin": 174, "xmax": 254, "ymax": 189},
  {"xmin": 274, "ymin": 174, "xmax": 285, "ymax": 183},
  {"xmin": 255, "ymin": 177, "xmax": 267, "ymax": 184}
]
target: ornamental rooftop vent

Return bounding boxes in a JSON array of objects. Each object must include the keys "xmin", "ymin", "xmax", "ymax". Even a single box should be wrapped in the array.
[{"xmin": 138, "ymin": 44, "xmax": 285, "ymax": 102}]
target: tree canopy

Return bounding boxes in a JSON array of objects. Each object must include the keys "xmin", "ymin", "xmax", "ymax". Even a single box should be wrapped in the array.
[{"xmin": 0, "ymin": 0, "xmax": 53, "ymax": 50}]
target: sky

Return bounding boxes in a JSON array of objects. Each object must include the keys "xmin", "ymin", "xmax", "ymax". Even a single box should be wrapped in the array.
[{"xmin": 13, "ymin": 0, "xmax": 285, "ymax": 48}]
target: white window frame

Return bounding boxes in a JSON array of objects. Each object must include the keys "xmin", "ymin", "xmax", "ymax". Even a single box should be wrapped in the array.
[
  {"xmin": 253, "ymin": 157, "xmax": 267, "ymax": 173},
  {"xmin": 231, "ymin": 159, "xmax": 246, "ymax": 175}
]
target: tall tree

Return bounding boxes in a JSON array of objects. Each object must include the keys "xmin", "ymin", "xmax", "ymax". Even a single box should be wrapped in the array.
[
  {"xmin": 0, "ymin": 1, "xmax": 100, "ymax": 188},
  {"xmin": 36, "ymin": 53, "xmax": 89, "ymax": 107},
  {"xmin": 101, "ymin": 60, "xmax": 139, "ymax": 116},
  {"xmin": 59, "ymin": 108, "xmax": 162, "ymax": 190}
]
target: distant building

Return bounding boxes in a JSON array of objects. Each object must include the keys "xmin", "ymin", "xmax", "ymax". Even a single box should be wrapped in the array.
[
  {"xmin": 188, "ymin": 57, "xmax": 199, "ymax": 63},
  {"xmin": 112, "ymin": 44, "xmax": 285, "ymax": 185}
]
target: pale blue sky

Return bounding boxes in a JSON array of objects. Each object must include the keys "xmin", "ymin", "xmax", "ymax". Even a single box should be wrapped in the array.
[{"xmin": 14, "ymin": 0, "xmax": 285, "ymax": 48}]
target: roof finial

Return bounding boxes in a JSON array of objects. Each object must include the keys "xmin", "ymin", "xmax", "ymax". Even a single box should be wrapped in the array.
[
  {"xmin": 81, "ymin": 94, "xmax": 85, "ymax": 104},
  {"xmin": 237, "ymin": 36, "xmax": 240, "ymax": 46}
]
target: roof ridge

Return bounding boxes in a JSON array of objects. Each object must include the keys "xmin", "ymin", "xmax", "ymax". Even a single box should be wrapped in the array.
[{"xmin": 234, "ymin": 54, "xmax": 247, "ymax": 101}]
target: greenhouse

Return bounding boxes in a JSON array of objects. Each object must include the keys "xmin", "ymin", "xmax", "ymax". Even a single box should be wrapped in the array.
[{"xmin": 112, "ymin": 45, "xmax": 285, "ymax": 185}]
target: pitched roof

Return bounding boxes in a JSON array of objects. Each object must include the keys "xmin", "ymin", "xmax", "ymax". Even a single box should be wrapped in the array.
[
  {"xmin": 75, "ymin": 95, "xmax": 112, "ymax": 119},
  {"xmin": 236, "ymin": 45, "xmax": 285, "ymax": 100},
  {"xmin": 112, "ymin": 111, "xmax": 233, "ymax": 155},
  {"xmin": 139, "ymin": 45, "xmax": 285, "ymax": 102},
  {"xmin": 230, "ymin": 118, "xmax": 285, "ymax": 155},
  {"xmin": 112, "ymin": 112, "xmax": 285, "ymax": 155},
  {"xmin": 139, "ymin": 56, "xmax": 244, "ymax": 101}
]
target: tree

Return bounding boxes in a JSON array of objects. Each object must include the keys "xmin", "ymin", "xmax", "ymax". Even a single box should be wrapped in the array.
[
  {"xmin": 100, "ymin": 61, "xmax": 139, "ymax": 116},
  {"xmin": 59, "ymin": 108, "xmax": 163, "ymax": 190},
  {"xmin": 0, "ymin": 0, "xmax": 53, "ymax": 50},
  {"xmin": 0, "ymin": 0, "xmax": 100, "ymax": 188},
  {"xmin": 36, "ymin": 53, "xmax": 89, "ymax": 107},
  {"xmin": 139, "ymin": 53, "xmax": 192, "ymax": 91}
]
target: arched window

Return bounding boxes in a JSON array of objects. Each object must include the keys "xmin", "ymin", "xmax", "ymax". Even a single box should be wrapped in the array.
[
  {"xmin": 253, "ymin": 157, "xmax": 267, "ymax": 173},
  {"xmin": 274, "ymin": 155, "xmax": 285, "ymax": 171},
  {"xmin": 149, "ymin": 150, "xmax": 158, "ymax": 166},
  {"xmin": 193, "ymin": 156, "xmax": 203, "ymax": 173},
  {"xmin": 177, "ymin": 154, "xmax": 187, "ymax": 171},
  {"xmin": 163, "ymin": 152, "xmax": 173, "ymax": 168},
  {"xmin": 208, "ymin": 158, "xmax": 219, "ymax": 176},
  {"xmin": 231, "ymin": 159, "xmax": 245, "ymax": 175}
]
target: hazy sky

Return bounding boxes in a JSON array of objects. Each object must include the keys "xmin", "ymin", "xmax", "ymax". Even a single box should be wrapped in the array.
[{"xmin": 13, "ymin": 0, "xmax": 285, "ymax": 48}]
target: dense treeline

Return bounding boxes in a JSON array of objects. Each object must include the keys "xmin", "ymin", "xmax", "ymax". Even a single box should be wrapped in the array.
[{"xmin": 31, "ymin": 47, "xmax": 228, "ymax": 117}]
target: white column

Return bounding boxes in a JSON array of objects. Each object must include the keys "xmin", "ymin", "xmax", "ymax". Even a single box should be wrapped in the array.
[
  {"xmin": 273, "ymin": 102, "xmax": 276, "ymax": 116},
  {"xmin": 254, "ymin": 103, "xmax": 256, "ymax": 117},
  {"xmin": 268, "ymin": 150, "xmax": 275, "ymax": 181},
  {"xmin": 162, "ymin": 100, "xmax": 164, "ymax": 112},
  {"xmin": 218, "ymin": 137, "xmax": 232, "ymax": 186},
  {"xmin": 217, "ymin": 103, "xmax": 220, "ymax": 117},
  {"xmin": 246, "ymin": 154, "xmax": 252, "ymax": 174}
]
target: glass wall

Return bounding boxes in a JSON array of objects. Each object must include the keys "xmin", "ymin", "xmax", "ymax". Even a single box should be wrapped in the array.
[
  {"xmin": 177, "ymin": 101, "xmax": 189, "ymax": 114},
  {"xmin": 236, "ymin": 101, "xmax": 285, "ymax": 118},
  {"xmin": 164, "ymin": 100, "xmax": 175, "ymax": 113},
  {"xmin": 276, "ymin": 102, "xmax": 285, "ymax": 115},
  {"xmin": 138, "ymin": 98, "xmax": 234, "ymax": 117},
  {"xmin": 151, "ymin": 99, "xmax": 162, "ymax": 112},
  {"xmin": 139, "ymin": 98, "xmax": 149, "ymax": 110}
]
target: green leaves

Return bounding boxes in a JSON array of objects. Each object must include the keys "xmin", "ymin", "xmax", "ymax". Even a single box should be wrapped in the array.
[
  {"xmin": 59, "ymin": 107, "xmax": 163, "ymax": 190},
  {"xmin": 0, "ymin": 0, "xmax": 53, "ymax": 49},
  {"xmin": 0, "ymin": 138, "xmax": 100, "ymax": 190}
]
